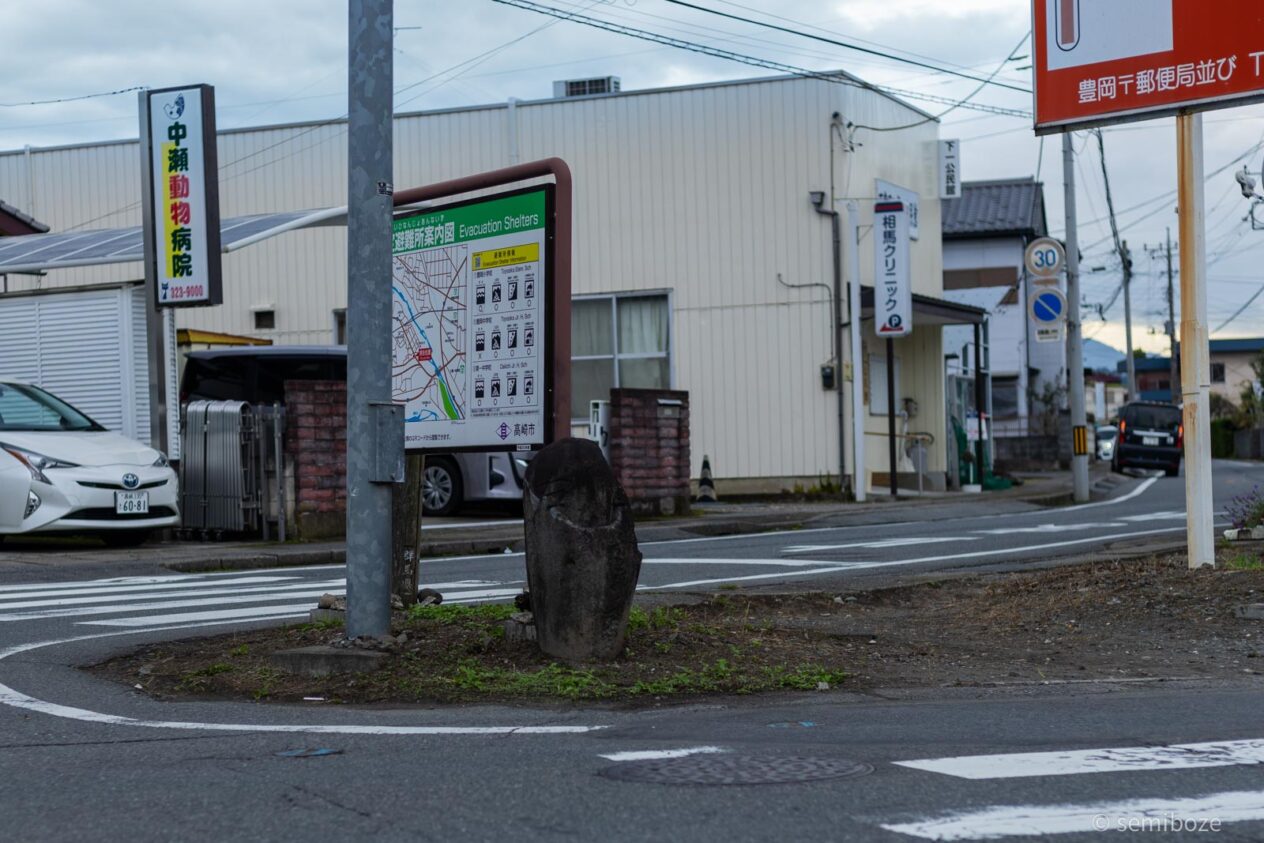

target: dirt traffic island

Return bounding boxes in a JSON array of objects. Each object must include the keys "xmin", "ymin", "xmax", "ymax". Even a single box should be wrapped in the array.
[{"xmin": 92, "ymin": 547, "xmax": 1264, "ymax": 706}]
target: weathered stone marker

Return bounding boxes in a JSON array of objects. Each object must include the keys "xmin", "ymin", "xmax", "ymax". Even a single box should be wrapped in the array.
[{"xmin": 523, "ymin": 437, "xmax": 643, "ymax": 662}]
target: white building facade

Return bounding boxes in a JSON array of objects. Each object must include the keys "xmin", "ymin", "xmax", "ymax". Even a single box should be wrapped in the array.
[{"xmin": 1, "ymin": 72, "xmax": 969, "ymax": 491}]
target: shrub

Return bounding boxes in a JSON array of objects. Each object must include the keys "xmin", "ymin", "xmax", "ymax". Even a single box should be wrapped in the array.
[{"xmin": 1227, "ymin": 485, "xmax": 1264, "ymax": 530}]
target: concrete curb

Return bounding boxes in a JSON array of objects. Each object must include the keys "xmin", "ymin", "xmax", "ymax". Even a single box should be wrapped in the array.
[{"xmin": 162, "ymin": 537, "xmax": 525, "ymax": 573}]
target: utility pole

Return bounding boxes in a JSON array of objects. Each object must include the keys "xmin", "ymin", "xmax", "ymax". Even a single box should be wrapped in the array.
[
  {"xmin": 345, "ymin": 0, "xmax": 400, "ymax": 639},
  {"xmin": 1064, "ymin": 133, "xmax": 1090, "ymax": 503},
  {"xmin": 1122, "ymin": 238, "xmax": 1136, "ymax": 399},
  {"xmin": 1094, "ymin": 130, "xmax": 1136, "ymax": 400},
  {"xmin": 1165, "ymin": 228, "xmax": 1178, "ymax": 403}
]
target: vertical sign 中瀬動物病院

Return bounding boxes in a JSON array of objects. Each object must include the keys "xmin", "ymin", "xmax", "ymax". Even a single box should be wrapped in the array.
[
  {"xmin": 391, "ymin": 187, "xmax": 553, "ymax": 453},
  {"xmin": 144, "ymin": 85, "xmax": 222, "ymax": 307},
  {"xmin": 874, "ymin": 200, "xmax": 911, "ymax": 338}
]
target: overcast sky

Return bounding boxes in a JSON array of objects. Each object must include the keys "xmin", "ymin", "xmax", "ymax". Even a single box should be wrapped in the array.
[{"xmin": 3, "ymin": 0, "xmax": 1264, "ymax": 356}]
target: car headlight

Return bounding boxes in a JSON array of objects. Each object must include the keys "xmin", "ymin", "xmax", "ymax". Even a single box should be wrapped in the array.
[
  {"xmin": 152, "ymin": 452, "xmax": 170, "ymax": 468},
  {"xmin": 0, "ymin": 443, "xmax": 79, "ymax": 484}
]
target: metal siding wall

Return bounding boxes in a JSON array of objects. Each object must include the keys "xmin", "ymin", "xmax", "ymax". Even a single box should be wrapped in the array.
[{"xmin": 0, "ymin": 77, "xmax": 943, "ymax": 480}]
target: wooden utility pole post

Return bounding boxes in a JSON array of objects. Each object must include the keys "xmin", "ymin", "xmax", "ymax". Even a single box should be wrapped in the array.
[{"xmin": 392, "ymin": 454, "xmax": 424, "ymax": 606}]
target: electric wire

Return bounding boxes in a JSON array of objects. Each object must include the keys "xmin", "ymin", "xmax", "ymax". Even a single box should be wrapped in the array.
[
  {"xmin": 663, "ymin": 0, "xmax": 1031, "ymax": 93},
  {"xmin": 490, "ymin": 0, "xmax": 1031, "ymax": 118}
]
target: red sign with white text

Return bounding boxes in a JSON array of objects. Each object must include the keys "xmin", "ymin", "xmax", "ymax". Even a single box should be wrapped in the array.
[{"xmin": 1034, "ymin": 0, "xmax": 1264, "ymax": 132}]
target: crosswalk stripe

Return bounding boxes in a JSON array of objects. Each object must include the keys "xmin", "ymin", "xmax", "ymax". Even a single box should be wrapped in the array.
[
  {"xmin": 0, "ymin": 574, "xmax": 296, "ymax": 595},
  {"xmin": 895, "ymin": 738, "xmax": 1264, "ymax": 779},
  {"xmin": 0, "ymin": 580, "xmax": 347, "ymax": 611},
  {"xmin": 880, "ymin": 789, "xmax": 1264, "ymax": 840},
  {"xmin": 0, "ymin": 576, "xmax": 301, "ymax": 601},
  {"xmin": 0, "ymin": 589, "xmax": 339, "ymax": 622},
  {"xmin": 81, "ymin": 605, "xmax": 315, "ymax": 627}
]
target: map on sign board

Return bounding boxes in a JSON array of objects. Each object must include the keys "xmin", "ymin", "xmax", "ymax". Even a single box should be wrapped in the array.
[{"xmin": 391, "ymin": 188, "xmax": 550, "ymax": 452}]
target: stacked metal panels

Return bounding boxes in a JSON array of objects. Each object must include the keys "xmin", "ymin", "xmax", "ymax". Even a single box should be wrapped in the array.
[{"xmin": 180, "ymin": 401, "xmax": 256, "ymax": 533}]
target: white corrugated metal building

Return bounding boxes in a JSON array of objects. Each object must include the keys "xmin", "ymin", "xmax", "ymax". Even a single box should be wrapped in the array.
[{"xmin": 0, "ymin": 72, "xmax": 976, "ymax": 492}]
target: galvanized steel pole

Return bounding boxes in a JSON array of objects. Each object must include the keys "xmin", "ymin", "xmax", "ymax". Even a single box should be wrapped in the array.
[
  {"xmin": 1177, "ymin": 112, "xmax": 1215, "ymax": 568},
  {"xmin": 1063, "ymin": 132, "xmax": 1090, "ymax": 503},
  {"xmin": 346, "ymin": 0, "xmax": 395, "ymax": 637}
]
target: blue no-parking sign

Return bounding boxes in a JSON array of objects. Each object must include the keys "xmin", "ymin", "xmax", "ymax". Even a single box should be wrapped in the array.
[{"xmin": 1029, "ymin": 287, "xmax": 1067, "ymax": 343}]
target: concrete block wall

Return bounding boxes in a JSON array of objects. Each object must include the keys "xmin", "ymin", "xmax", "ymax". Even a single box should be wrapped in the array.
[
  {"xmin": 284, "ymin": 379, "xmax": 347, "ymax": 539},
  {"xmin": 607, "ymin": 388, "xmax": 691, "ymax": 516}
]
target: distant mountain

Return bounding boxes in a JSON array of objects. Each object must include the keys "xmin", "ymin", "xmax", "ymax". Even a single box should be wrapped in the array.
[{"xmin": 1082, "ymin": 338, "xmax": 1125, "ymax": 372}]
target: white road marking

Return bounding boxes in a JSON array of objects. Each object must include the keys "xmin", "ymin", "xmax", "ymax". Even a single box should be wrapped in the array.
[
  {"xmin": 783, "ymin": 537, "xmax": 977, "ymax": 554},
  {"xmin": 1118, "ymin": 510, "xmax": 1186, "ymax": 522},
  {"xmin": 639, "ymin": 566, "xmax": 865, "ymax": 590},
  {"xmin": 422, "ymin": 519, "xmax": 523, "ymax": 531},
  {"xmin": 0, "ymin": 626, "xmax": 605, "ymax": 734},
  {"xmin": 599, "ymin": 746, "xmax": 726, "ymax": 762},
  {"xmin": 0, "ymin": 579, "xmax": 347, "ymax": 611},
  {"xmin": 82, "ymin": 605, "xmax": 316, "ymax": 627},
  {"xmin": 642, "ymin": 558, "xmax": 850, "ymax": 567},
  {"xmin": 1057, "ymin": 475, "xmax": 1157, "ymax": 512},
  {"xmin": 880, "ymin": 789, "xmax": 1264, "ymax": 840},
  {"xmin": 0, "ymin": 589, "xmax": 337, "ymax": 623},
  {"xmin": 895, "ymin": 737, "xmax": 1264, "ymax": 779},
  {"xmin": 0, "ymin": 575, "xmax": 300, "ymax": 596},
  {"xmin": 971, "ymin": 522, "xmax": 1124, "ymax": 535}
]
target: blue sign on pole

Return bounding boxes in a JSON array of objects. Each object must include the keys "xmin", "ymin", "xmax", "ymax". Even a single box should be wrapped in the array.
[
  {"xmin": 1029, "ymin": 287, "xmax": 1067, "ymax": 343},
  {"xmin": 1030, "ymin": 289, "xmax": 1066, "ymax": 323}
]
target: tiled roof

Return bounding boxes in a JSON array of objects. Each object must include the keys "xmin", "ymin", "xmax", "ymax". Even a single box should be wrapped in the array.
[
  {"xmin": 942, "ymin": 178, "xmax": 1047, "ymax": 239},
  {"xmin": 0, "ymin": 199, "xmax": 48, "ymax": 234}
]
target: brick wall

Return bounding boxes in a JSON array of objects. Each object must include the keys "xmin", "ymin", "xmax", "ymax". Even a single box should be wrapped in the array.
[
  {"xmin": 607, "ymin": 388, "xmax": 691, "ymax": 516},
  {"xmin": 284, "ymin": 379, "xmax": 347, "ymax": 539}
]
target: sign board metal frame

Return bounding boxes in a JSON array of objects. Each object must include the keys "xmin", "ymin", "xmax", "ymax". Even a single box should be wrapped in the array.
[
  {"xmin": 391, "ymin": 184, "xmax": 561, "ymax": 454},
  {"xmin": 139, "ymin": 84, "xmax": 223, "ymax": 308},
  {"xmin": 1033, "ymin": 0, "xmax": 1264, "ymax": 133},
  {"xmin": 1030, "ymin": 286, "xmax": 1068, "ymax": 343}
]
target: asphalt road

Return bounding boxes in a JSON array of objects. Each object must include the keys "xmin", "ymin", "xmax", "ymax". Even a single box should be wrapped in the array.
[{"xmin": 2, "ymin": 461, "xmax": 1263, "ymax": 841}]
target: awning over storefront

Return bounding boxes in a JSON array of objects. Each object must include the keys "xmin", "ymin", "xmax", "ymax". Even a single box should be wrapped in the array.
[
  {"xmin": 0, "ymin": 207, "xmax": 348, "ymax": 275},
  {"xmin": 860, "ymin": 285, "xmax": 988, "ymax": 326}
]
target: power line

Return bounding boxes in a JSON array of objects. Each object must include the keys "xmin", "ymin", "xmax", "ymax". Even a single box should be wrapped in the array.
[
  {"xmin": 0, "ymin": 85, "xmax": 147, "ymax": 108},
  {"xmin": 490, "ymin": 0, "xmax": 1031, "ymax": 118},
  {"xmin": 850, "ymin": 32, "xmax": 1030, "ymax": 133},
  {"xmin": 662, "ymin": 0, "xmax": 1031, "ymax": 93},
  {"xmin": 1214, "ymin": 284, "xmax": 1264, "ymax": 332}
]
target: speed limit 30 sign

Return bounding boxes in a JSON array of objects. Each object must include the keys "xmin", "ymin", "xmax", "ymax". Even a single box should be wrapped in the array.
[{"xmin": 1025, "ymin": 236, "xmax": 1065, "ymax": 279}]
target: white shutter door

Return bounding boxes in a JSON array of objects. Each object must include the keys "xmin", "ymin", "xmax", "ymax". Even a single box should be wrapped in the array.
[
  {"xmin": 0, "ymin": 299, "xmax": 41, "ymax": 380},
  {"xmin": 126, "ymin": 286, "xmax": 152, "ymax": 443},
  {"xmin": 34, "ymin": 290, "xmax": 128, "ymax": 433}
]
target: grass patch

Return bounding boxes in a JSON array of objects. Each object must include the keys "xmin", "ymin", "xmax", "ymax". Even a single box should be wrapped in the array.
[{"xmin": 1226, "ymin": 553, "xmax": 1264, "ymax": 571}]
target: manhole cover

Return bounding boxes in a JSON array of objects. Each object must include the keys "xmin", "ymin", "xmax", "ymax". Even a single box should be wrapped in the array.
[{"xmin": 599, "ymin": 754, "xmax": 872, "ymax": 786}]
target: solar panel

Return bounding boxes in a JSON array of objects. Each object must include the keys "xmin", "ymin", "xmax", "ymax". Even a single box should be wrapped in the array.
[{"xmin": 0, "ymin": 209, "xmax": 342, "ymax": 274}]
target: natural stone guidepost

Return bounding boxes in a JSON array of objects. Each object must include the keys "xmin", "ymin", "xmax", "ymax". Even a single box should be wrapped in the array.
[{"xmin": 522, "ymin": 437, "xmax": 643, "ymax": 662}]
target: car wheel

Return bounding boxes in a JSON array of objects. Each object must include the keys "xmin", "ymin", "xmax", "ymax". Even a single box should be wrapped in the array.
[
  {"xmin": 1165, "ymin": 463, "xmax": 1180, "ymax": 477},
  {"xmin": 422, "ymin": 457, "xmax": 463, "ymax": 517},
  {"xmin": 101, "ymin": 529, "xmax": 152, "ymax": 548},
  {"xmin": 1111, "ymin": 454, "xmax": 1123, "ymax": 474}
]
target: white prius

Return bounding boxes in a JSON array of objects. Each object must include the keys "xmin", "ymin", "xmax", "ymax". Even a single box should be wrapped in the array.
[{"xmin": 0, "ymin": 378, "xmax": 179, "ymax": 546}]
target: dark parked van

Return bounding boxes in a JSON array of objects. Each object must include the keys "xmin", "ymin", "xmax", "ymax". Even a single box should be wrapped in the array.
[
  {"xmin": 1112, "ymin": 401, "xmax": 1182, "ymax": 476},
  {"xmin": 179, "ymin": 346, "xmax": 528, "ymax": 515}
]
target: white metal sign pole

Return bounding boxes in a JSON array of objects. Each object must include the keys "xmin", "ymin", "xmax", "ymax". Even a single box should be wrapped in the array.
[
  {"xmin": 847, "ymin": 201, "xmax": 866, "ymax": 503},
  {"xmin": 1177, "ymin": 112, "xmax": 1215, "ymax": 569}
]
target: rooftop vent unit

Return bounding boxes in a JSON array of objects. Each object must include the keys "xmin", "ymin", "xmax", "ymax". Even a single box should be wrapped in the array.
[{"xmin": 553, "ymin": 76, "xmax": 621, "ymax": 98}]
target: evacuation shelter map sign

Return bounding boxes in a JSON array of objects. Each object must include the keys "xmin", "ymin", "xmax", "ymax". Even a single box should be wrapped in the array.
[{"xmin": 391, "ymin": 189, "xmax": 549, "ymax": 452}]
